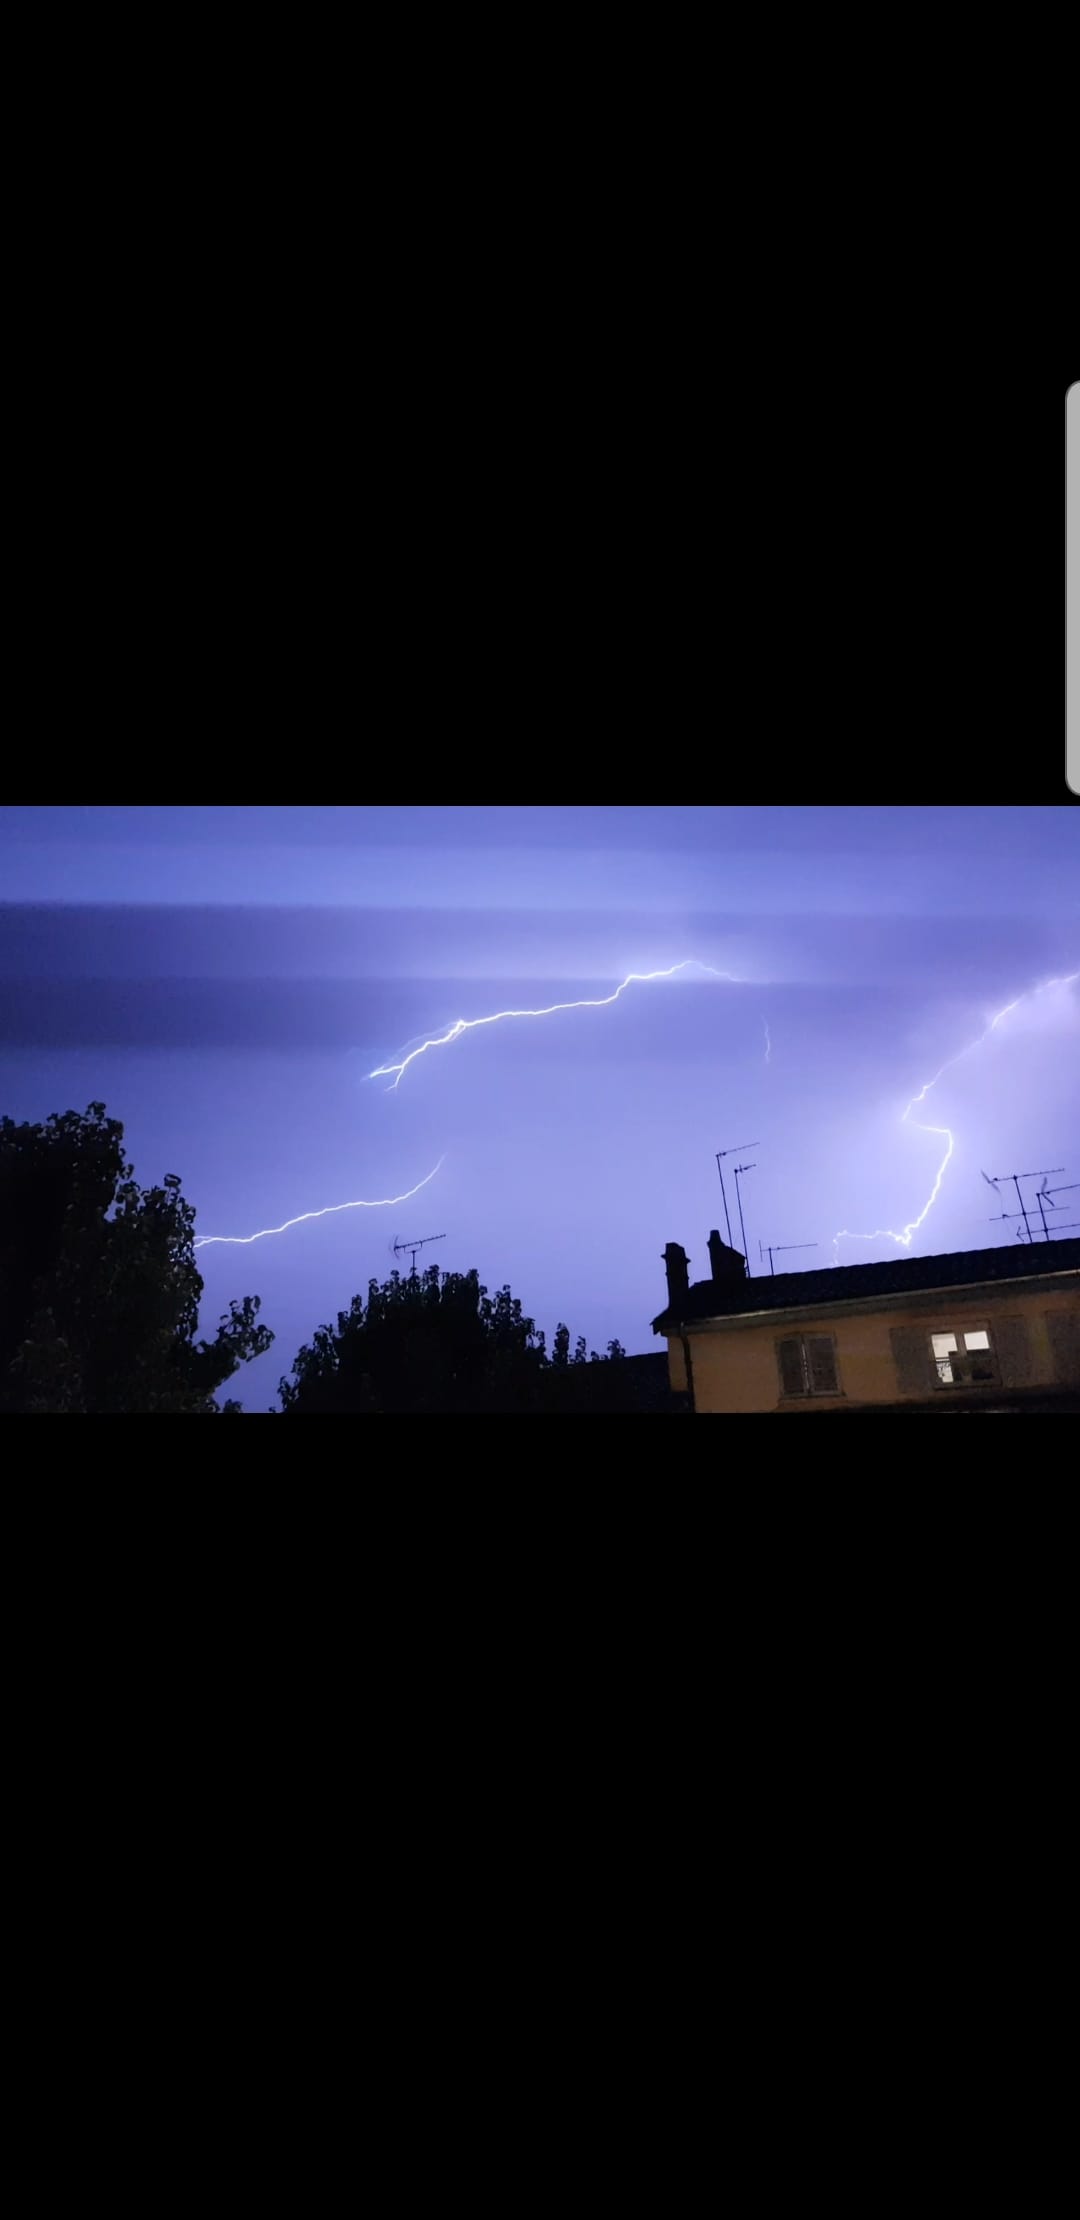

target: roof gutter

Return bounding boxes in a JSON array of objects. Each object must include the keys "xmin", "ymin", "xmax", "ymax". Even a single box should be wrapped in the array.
[{"xmin": 680, "ymin": 1333, "xmax": 696, "ymax": 1413}]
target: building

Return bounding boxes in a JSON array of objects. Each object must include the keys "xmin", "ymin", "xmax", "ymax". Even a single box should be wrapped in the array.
[{"xmin": 651, "ymin": 1230, "xmax": 1080, "ymax": 1413}]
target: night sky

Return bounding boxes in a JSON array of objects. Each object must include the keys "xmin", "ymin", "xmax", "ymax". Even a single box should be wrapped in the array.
[{"xmin": 2, "ymin": 805, "xmax": 1077, "ymax": 1409}]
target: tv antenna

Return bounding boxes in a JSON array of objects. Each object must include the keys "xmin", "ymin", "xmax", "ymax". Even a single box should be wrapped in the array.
[
  {"xmin": 986, "ymin": 1166, "xmax": 1065, "ymax": 1246},
  {"xmin": 989, "ymin": 1176, "xmax": 1080, "ymax": 1243},
  {"xmin": 392, "ymin": 1232, "xmax": 446, "ymax": 1278},
  {"xmin": 715, "ymin": 1142, "xmax": 759, "ymax": 1252},
  {"xmin": 733, "ymin": 1160, "xmax": 756, "ymax": 1276},
  {"xmin": 1029, "ymin": 1176, "xmax": 1079, "ymax": 1241},
  {"xmin": 990, "ymin": 1209, "xmax": 1080, "ymax": 1243},
  {"xmin": 758, "ymin": 1240, "xmax": 819, "ymax": 1279}
]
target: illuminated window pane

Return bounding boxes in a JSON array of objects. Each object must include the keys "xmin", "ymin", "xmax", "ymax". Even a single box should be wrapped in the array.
[{"xmin": 930, "ymin": 1323, "xmax": 995, "ymax": 1386}]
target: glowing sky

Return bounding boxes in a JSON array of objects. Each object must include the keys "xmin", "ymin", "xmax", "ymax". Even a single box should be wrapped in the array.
[{"xmin": 1, "ymin": 804, "xmax": 1077, "ymax": 1407}]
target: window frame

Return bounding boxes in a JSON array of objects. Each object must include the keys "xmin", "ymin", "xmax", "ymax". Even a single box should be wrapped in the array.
[
  {"xmin": 775, "ymin": 1332, "xmax": 842, "ymax": 1400},
  {"xmin": 929, "ymin": 1323, "xmax": 998, "ymax": 1389}
]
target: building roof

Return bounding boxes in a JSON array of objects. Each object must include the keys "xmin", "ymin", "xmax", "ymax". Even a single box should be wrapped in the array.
[{"xmin": 652, "ymin": 1237, "xmax": 1080, "ymax": 1334}]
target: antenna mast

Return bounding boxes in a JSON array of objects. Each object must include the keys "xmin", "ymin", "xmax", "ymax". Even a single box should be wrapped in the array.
[
  {"xmin": 985, "ymin": 1166, "xmax": 1066, "ymax": 1245},
  {"xmin": 758, "ymin": 1239, "xmax": 819, "ymax": 1278},
  {"xmin": 733, "ymin": 1160, "xmax": 756, "ymax": 1276},
  {"xmin": 392, "ymin": 1232, "xmax": 447, "ymax": 1279},
  {"xmin": 716, "ymin": 1142, "xmax": 759, "ymax": 1253}
]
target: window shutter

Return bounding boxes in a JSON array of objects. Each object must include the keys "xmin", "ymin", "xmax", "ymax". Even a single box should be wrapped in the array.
[
  {"xmin": 807, "ymin": 1335, "xmax": 839, "ymax": 1394},
  {"xmin": 777, "ymin": 1338, "xmax": 806, "ymax": 1396},
  {"xmin": 994, "ymin": 1315, "xmax": 1034, "ymax": 1387},
  {"xmin": 890, "ymin": 1325, "xmax": 937, "ymax": 1396},
  {"xmin": 1046, "ymin": 1312, "xmax": 1080, "ymax": 1385}
]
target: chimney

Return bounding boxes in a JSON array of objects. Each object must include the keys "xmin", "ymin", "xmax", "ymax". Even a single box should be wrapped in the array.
[
  {"xmin": 662, "ymin": 1243, "xmax": 690, "ymax": 1309},
  {"xmin": 707, "ymin": 1228, "xmax": 747, "ymax": 1284}
]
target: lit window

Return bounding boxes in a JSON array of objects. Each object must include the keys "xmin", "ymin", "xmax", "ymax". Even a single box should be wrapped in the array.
[{"xmin": 931, "ymin": 1327, "xmax": 996, "ymax": 1386}]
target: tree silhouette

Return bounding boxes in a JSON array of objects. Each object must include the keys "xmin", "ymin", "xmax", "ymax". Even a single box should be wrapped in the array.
[
  {"xmin": 544, "ymin": 1323, "xmax": 628, "ymax": 1410},
  {"xmin": 280, "ymin": 1266, "xmax": 641, "ymax": 1413},
  {"xmin": 0, "ymin": 1103, "xmax": 272, "ymax": 1412},
  {"xmin": 280, "ymin": 1264, "xmax": 550, "ymax": 1413}
]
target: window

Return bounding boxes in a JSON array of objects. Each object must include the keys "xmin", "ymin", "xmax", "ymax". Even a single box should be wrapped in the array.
[
  {"xmin": 930, "ymin": 1326, "xmax": 997, "ymax": 1387},
  {"xmin": 776, "ymin": 1334, "xmax": 840, "ymax": 1398}
]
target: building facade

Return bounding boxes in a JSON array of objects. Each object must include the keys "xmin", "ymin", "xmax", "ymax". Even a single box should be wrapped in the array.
[{"xmin": 652, "ymin": 1232, "xmax": 1080, "ymax": 1414}]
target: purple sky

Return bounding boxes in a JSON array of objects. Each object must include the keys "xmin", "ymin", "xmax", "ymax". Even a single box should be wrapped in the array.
[{"xmin": 2, "ymin": 804, "xmax": 1078, "ymax": 1408}]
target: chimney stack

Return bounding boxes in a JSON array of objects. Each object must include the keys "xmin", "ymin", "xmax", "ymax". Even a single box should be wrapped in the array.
[
  {"xmin": 663, "ymin": 1243, "xmax": 690, "ymax": 1308},
  {"xmin": 707, "ymin": 1228, "xmax": 747, "ymax": 1283}
]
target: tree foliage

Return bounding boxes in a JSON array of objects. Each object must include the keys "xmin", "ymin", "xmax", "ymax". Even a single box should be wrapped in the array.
[
  {"xmin": 280, "ymin": 1264, "xmax": 549, "ymax": 1413},
  {"xmin": 545, "ymin": 1321, "xmax": 628, "ymax": 1410},
  {"xmin": 279, "ymin": 1264, "xmax": 631, "ymax": 1413},
  {"xmin": 0, "ymin": 1103, "xmax": 272, "ymax": 1412}
]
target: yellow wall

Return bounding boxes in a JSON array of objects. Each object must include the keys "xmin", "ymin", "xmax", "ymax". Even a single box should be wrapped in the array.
[{"xmin": 670, "ymin": 1284, "xmax": 1079, "ymax": 1412}]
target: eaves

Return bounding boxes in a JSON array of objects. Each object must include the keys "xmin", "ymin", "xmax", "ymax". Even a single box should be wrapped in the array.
[{"xmin": 666, "ymin": 1268, "xmax": 1080, "ymax": 1336}]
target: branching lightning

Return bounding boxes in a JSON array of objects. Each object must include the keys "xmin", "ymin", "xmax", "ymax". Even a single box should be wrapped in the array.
[
  {"xmin": 368, "ymin": 961, "xmax": 745, "ymax": 1090},
  {"xmin": 193, "ymin": 1157, "xmax": 445, "ymax": 1249},
  {"xmin": 833, "ymin": 968, "xmax": 1080, "ymax": 1260},
  {"xmin": 195, "ymin": 964, "xmax": 741, "ymax": 1250},
  {"xmin": 192, "ymin": 957, "xmax": 1076, "ymax": 1269}
]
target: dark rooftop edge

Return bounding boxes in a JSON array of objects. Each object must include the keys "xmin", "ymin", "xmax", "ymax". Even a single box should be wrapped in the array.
[{"xmin": 652, "ymin": 1237, "xmax": 1080, "ymax": 1334}]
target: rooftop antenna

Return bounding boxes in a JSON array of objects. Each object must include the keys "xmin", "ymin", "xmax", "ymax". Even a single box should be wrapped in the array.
[
  {"xmin": 990, "ymin": 1171, "xmax": 1073, "ymax": 1244},
  {"xmin": 715, "ymin": 1142, "xmax": 759, "ymax": 1252},
  {"xmin": 733, "ymin": 1161, "xmax": 756, "ymax": 1276},
  {"xmin": 758, "ymin": 1239, "xmax": 819, "ymax": 1278},
  {"xmin": 987, "ymin": 1167, "xmax": 1065, "ymax": 1248},
  {"xmin": 989, "ymin": 1207, "xmax": 1080, "ymax": 1245},
  {"xmin": 392, "ymin": 1232, "xmax": 446, "ymax": 1279},
  {"xmin": 988, "ymin": 1209, "xmax": 1036, "ymax": 1244},
  {"xmin": 1027, "ymin": 1174, "xmax": 1076, "ymax": 1244}
]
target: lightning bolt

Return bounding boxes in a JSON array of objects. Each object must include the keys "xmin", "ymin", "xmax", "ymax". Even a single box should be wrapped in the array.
[
  {"xmin": 833, "ymin": 968, "xmax": 1080, "ymax": 1260},
  {"xmin": 369, "ymin": 961, "xmax": 744, "ymax": 1090},
  {"xmin": 193, "ymin": 1157, "xmax": 445, "ymax": 1249},
  {"xmin": 763, "ymin": 1019, "xmax": 772, "ymax": 1065}
]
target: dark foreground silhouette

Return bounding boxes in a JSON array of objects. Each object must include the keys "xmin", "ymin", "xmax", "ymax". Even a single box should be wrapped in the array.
[
  {"xmin": 279, "ymin": 1264, "xmax": 642, "ymax": 1413},
  {"xmin": 0, "ymin": 1104, "xmax": 271, "ymax": 1412},
  {"xmin": 1, "ymin": 1102, "xmax": 666, "ymax": 1414}
]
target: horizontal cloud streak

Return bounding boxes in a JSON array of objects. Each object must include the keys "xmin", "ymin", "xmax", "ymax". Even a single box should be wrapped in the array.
[{"xmin": 3, "ymin": 844, "xmax": 1079, "ymax": 916}]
